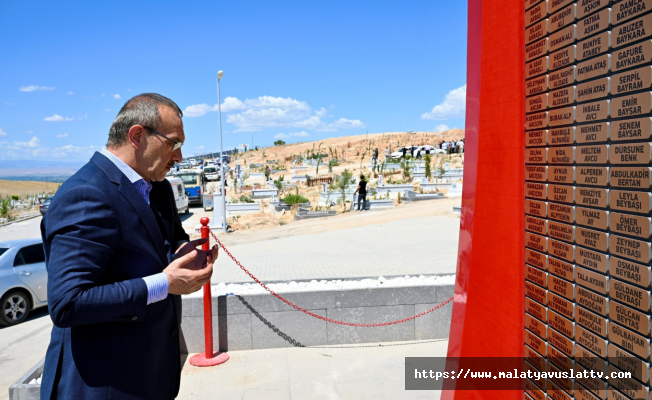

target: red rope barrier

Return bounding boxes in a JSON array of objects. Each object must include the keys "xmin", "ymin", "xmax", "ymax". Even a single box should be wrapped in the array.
[{"xmin": 210, "ymin": 230, "xmax": 454, "ymax": 327}]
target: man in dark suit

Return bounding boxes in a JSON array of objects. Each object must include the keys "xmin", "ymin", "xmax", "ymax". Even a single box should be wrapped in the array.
[{"xmin": 40, "ymin": 93, "xmax": 217, "ymax": 400}]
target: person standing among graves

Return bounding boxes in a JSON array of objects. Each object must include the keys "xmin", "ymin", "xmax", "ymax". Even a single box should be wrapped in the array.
[
  {"xmin": 372, "ymin": 148, "xmax": 379, "ymax": 163},
  {"xmin": 354, "ymin": 174, "xmax": 368, "ymax": 211},
  {"xmin": 402, "ymin": 147, "xmax": 407, "ymax": 159},
  {"xmin": 416, "ymin": 147, "xmax": 422, "ymax": 159},
  {"xmin": 39, "ymin": 93, "xmax": 218, "ymax": 400},
  {"xmin": 385, "ymin": 147, "xmax": 389, "ymax": 160}
]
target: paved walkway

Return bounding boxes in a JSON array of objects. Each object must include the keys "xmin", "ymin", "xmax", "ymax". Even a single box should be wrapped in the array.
[
  {"xmin": 178, "ymin": 339, "xmax": 447, "ymax": 400},
  {"xmin": 205, "ymin": 215, "xmax": 460, "ymax": 284}
]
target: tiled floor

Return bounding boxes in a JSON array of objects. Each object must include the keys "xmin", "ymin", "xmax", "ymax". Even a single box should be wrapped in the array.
[{"xmin": 178, "ymin": 339, "xmax": 447, "ymax": 400}]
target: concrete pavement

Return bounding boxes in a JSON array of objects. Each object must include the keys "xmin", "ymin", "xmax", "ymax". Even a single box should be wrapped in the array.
[
  {"xmin": 0, "ymin": 307, "xmax": 51, "ymax": 400},
  {"xmin": 178, "ymin": 339, "xmax": 447, "ymax": 400},
  {"xmin": 0, "ymin": 216, "xmax": 43, "ymax": 242},
  {"xmin": 207, "ymin": 214, "xmax": 459, "ymax": 284}
]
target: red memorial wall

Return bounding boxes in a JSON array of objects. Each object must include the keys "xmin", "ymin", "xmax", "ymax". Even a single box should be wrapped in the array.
[
  {"xmin": 444, "ymin": 0, "xmax": 526, "ymax": 396},
  {"xmin": 446, "ymin": 0, "xmax": 652, "ymax": 399}
]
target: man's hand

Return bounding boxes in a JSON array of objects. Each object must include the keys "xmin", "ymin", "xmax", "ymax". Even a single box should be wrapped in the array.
[
  {"xmin": 174, "ymin": 238, "xmax": 219, "ymax": 271},
  {"xmin": 163, "ymin": 240, "xmax": 217, "ymax": 295}
]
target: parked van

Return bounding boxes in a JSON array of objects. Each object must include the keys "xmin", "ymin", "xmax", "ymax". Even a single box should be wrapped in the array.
[
  {"xmin": 175, "ymin": 171, "xmax": 206, "ymax": 205},
  {"xmin": 203, "ymin": 166, "xmax": 220, "ymax": 181},
  {"xmin": 166, "ymin": 177, "xmax": 189, "ymax": 214}
]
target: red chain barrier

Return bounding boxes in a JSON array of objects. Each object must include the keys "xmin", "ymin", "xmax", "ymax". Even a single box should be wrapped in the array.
[{"xmin": 210, "ymin": 231, "xmax": 454, "ymax": 327}]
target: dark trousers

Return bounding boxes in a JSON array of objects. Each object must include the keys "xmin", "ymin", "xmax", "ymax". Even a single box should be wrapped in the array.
[{"xmin": 357, "ymin": 194, "xmax": 367, "ymax": 210}]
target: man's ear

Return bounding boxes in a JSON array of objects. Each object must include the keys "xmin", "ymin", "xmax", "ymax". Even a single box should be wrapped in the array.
[{"xmin": 128, "ymin": 125, "xmax": 146, "ymax": 150}]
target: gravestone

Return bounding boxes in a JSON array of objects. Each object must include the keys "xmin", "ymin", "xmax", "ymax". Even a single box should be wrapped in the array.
[
  {"xmin": 378, "ymin": 175, "xmax": 383, "ymax": 186},
  {"xmin": 444, "ymin": 163, "xmax": 450, "ymax": 171},
  {"xmin": 322, "ymin": 182, "xmax": 327, "ymax": 193}
]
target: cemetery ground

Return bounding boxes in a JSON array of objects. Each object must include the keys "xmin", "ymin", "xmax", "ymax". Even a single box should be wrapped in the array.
[{"xmin": 204, "ymin": 130, "xmax": 465, "ymax": 235}]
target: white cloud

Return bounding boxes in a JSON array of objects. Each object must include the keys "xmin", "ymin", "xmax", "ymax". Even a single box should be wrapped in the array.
[
  {"xmin": 103, "ymin": 109, "xmax": 111, "ymax": 112},
  {"xmin": 56, "ymin": 133, "xmax": 69, "ymax": 138},
  {"xmin": 184, "ymin": 95, "xmax": 365, "ymax": 132},
  {"xmin": 421, "ymin": 84, "xmax": 466, "ymax": 120},
  {"xmin": 113, "ymin": 94, "xmax": 121, "ymax": 99},
  {"xmin": 183, "ymin": 97, "xmax": 246, "ymax": 117},
  {"xmin": 44, "ymin": 114, "xmax": 74, "ymax": 122},
  {"xmin": 434, "ymin": 124, "xmax": 450, "ymax": 132},
  {"xmin": 274, "ymin": 131, "xmax": 309, "ymax": 139},
  {"xmin": 67, "ymin": 92, "xmax": 74, "ymax": 95},
  {"xmin": 0, "ymin": 129, "xmax": 6, "ymax": 137},
  {"xmin": 14, "ymin": 137, "xmax": 42, "ymax": 148},
  {"xmin": 20, "ymin": 85, "xmax": 55, "ymax": 92},
  {"xmin": 0, "ymin": 137, "xmax": 95, "ymax": 160},
  {"xmin": 328, "ymin": 118, "xmax": 365, "ymax": 130}
]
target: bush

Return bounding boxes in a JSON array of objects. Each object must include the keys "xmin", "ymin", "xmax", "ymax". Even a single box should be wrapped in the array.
[
  {"xmin": 274, "ymin": 175, "xmax": 285, "ymax": 191},
  {"xmin": 282, "ymin": 194, "xmax": 309, "ymax": 205},
  {"xmin": 274, "ymin": 140, "xmax": 286, "ymax": 146}
]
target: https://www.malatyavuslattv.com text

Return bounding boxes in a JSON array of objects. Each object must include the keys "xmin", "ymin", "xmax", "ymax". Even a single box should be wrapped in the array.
[{"xmin": 414, "ymin": 368, "xmax": 632, "ymax": 381}]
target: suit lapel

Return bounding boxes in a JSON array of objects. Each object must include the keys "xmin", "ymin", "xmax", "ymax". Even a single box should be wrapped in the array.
[{"xmin": 90, "ymin": 152, "xmax": 168, "ymax": 266}]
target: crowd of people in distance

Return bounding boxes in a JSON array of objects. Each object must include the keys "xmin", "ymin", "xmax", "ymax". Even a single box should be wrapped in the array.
[{"xmin": 438, "ymin": 139, "xmax": 465, "ymax": 154}]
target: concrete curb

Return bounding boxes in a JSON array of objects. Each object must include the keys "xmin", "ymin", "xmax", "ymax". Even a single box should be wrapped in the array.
[
  {"xmin": 0, "ymin": 212, "xmax": 40, "ymax": 229},
  {"xmin": 181, "ymin": 284, "xmax": 453, "ymax": 352},
  {"xmin": 8, "ymin": 357, "xmax": 44, "ymax": 400}
]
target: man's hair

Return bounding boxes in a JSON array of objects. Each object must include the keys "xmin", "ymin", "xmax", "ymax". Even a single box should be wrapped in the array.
[
  {"xmin": 360, "ymin": 174, "xmax": 365, "ymax": 180},
  {"xmin": 107, "ymin": 93, "xmax": 183, "ymax": 148}
]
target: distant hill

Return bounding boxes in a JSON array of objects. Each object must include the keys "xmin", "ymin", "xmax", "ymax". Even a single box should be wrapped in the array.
[{"xmin": 0, "ymin": 159, "xmax": 85, "ymax": 182}]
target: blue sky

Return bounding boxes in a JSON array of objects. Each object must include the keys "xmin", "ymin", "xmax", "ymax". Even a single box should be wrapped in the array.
[{"xmin": 0, "ymin": 1, "xmax": 467, "ymax": 162}]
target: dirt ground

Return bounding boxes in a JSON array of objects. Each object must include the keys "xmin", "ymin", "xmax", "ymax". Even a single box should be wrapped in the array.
[
  {"xmin": 197, "ymin": 129, "xmax": 466, "ymax": 239},
  {"xmin": 227, "ymin": 129, "xmax": 465, "ymax": 175},
  {"xmin": 0, "ymin": 179, "xmax": 57, "ymax": 198}
]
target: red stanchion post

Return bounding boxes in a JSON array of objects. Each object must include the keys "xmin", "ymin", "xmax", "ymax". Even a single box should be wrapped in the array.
[{"xmin": 189, "ymin": 217, "xmax": 229, "ymax": 367}]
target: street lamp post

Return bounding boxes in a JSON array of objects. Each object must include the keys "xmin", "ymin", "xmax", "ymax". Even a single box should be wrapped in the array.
[{"xmin": 217, "ymin": 70, "xmax": 227, "ymax": 233}]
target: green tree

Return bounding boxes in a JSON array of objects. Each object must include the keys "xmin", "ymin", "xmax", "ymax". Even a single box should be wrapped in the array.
[
  {"xmin": 401, "ymin": 159, "xmax": 412, "ymax": 180},
  {"xmin": 0, "ymin": 198, "xmax": 10, "ymax": 219},
  {"xmin": 337, "ymin": 169, "xmax": 353, "ymax": 211},
  {"xmin": 274, "ymin": 140, "xmax": 286, "ymax": 146},
  {"xmin": 315, "ymin": 142, "xmax": 325, "ymax": 175},
  {"xmin": 424, "ymin": 154, "xmax": 432, "ymax": 180}
]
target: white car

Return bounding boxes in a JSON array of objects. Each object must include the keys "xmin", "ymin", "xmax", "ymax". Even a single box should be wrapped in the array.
[
  {"xmin": 390, "ymin": 146, "xmax": 444, "ymax": 159},
  {"xmin": 166, "ymin": 177, "xmax": 189, "ymax": 214},
  {"xmin": 178, "ymin": 161, "xmax": 191, "ymax": 169},
  {"xmin": 188, "ymin": 159, "xmax": 200, "ymax": 167},
  {"xmin": 0, "ymin": 239, "xmax": 48, "ymax": 326},
  {"xmin": 203, "ymin": 166, "xmax": 220, "ymax": 181}
]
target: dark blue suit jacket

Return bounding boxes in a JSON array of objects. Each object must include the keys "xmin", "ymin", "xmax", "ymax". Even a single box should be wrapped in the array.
[{"xmin": 40, "ymin": 152, "xmax": 188, "ymax": 400}]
